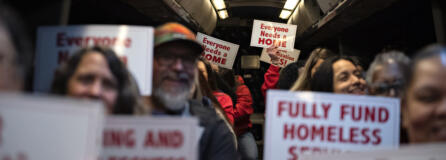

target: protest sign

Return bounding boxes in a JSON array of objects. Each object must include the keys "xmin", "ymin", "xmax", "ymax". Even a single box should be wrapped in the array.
[
  {"xmin": 264, "ymin": 90, "xmax": 400, "ymax": 160},
  {"xmin": 196, "ymin": 32, "xmax": 239, "ymax": 69},
  {"xmin": 250, "ymin": 19, "xmax": 297, "ymax": 51},
  {"xmin": 0, "ymin": 93, "xmax": 104, "ymax": 160},
  {"xmin": 259, "ymin": 48, "xmax": 300, "ymax": 68},
  {"xmin": 101, "ymin": 116, "xmax": 200, "ymax": 160},
  {"xmin": 301, "ymin": 143, "xmax": 446, "ymax": 160},
  {"xmin": 34, "ymin": 25, "xmax": 154, "ymax": 95}
]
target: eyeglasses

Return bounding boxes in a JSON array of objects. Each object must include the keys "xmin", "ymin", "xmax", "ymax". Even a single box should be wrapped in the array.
[
  {"xmin": 155, "ymin": 54, "xmax": 197, "ymax": 69},
  {"xmin": 370, "ymin": 81, "xmax": 404, "ymax": 96}
]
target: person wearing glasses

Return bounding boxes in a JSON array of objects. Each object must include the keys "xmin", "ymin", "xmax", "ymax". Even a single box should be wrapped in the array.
[
  {"xmin": 366, "ymin": 51, "xmax": 410, "ymax": 98},
  {"xmin": 144, "ymin": 22, "xmax": 237, "ymax": 160}
]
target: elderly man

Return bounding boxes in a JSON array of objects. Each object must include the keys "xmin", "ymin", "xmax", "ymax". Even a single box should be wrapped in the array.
[{"xmin": 146, "ymin": 22, "xmax": 237, "ymax": 160}]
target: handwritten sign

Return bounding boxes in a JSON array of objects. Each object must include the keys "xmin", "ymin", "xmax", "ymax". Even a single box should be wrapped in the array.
[
  {"xmin": 264, "ymin": 90, "xmax": 400, "ymax": 160},
  {"xmin": 34, "ymin": 25, "xmax": 154, "ymax": 95},
  {"xmin": 260, "ymin": 48, "xmax": 301, "ymax": 68},
  {"xmin": 196, "ymin": 32, "xmax": 239, "ymax": 69},
  {"xmin": 250, "ymin": 19, "xmax": 297, "ymax": 51},
  {"xmin": 101, "ymin": 116, "xmax": 199, "ymax": 160},
  {"xmin": 0, "ymin": 93, "xmax": 104, "ymax": 160}
]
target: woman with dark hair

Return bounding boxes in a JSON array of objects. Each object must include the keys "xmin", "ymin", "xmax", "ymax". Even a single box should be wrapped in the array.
[
  {"xmin": 51, "ymin": 46, "xmax": 140, "ymax": 114},
  {"xmin": 402, "ymin": 44, "xmax": 446, "ymax": 143},
  {"xmin": 290, "ymin": 47, "xmax": 335, "ymax": 91},
  {"xmin": 197, "ymin": 59, "xmax": 235, "ymax": 124},
  {"xmin": 310, "ymin": 56, "xmax": 367, "ymax": 95},
  {"xmin": 219, "ymin": 68, "xmax": 258, "ymax": 160}
]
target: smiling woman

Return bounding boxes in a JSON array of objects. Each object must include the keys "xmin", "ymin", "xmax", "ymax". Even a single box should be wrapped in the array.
[
  {"xmin": 403, "ymin": 44, "xmax": 446, "ymax": 143},
  {"xmin": 311, "ymin": 56, "xmax": 367, "ymax": 95},
  {"xmin": 51, "ymin": 46, "xmax": 139, "ymax": 115}
]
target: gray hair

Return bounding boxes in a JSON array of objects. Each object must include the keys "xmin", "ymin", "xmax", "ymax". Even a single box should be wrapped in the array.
[{"xmin": 366, "ymin": 51, "xmax": 411, "ymax": 84}]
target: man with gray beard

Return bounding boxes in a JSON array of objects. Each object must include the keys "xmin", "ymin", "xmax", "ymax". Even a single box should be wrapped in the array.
[{"xmin": 146, "ymin": 22, "xmax": 237, "ymax": 160}]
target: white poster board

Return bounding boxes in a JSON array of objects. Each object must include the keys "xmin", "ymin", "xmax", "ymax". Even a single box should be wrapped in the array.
[
  {"xmin": 196, "ymin": 32, "xmax": 239, "ymax": 69},
  {"xmin": 101, "ymin": 116, "xmax": 199, "ymax": 160},
  {"xmin": 301, "ymin": 143, "xmax": 446, "ymax": 160},
  {"xmin": 0, "ymin": 93, "xmax": 104, "ymax": 160},
  {"xmin": 264, "ymin": 90, "xmax": 400, "ymax": 160},
  {"xmin": 259, "ymin": 48, "xmax": 301, "ymax": 68},
  {"xmin": 250, "ymin": 19, "xmax": 297, "ymax": 51},
  {"xmin": 34, "ymin": 25, "xmax": 154, "ymax": 95}
]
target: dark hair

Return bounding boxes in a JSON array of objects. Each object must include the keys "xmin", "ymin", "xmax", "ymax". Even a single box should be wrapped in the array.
[
  {"xmin": 291, "ymin": 47, "xmax": 335, "ymax": 91},
  {"xmin": 406, "ymin": 44, "xmax": 446, "ymax": 89},
  {"xmin": 51, "ymin": 46, "xmax": 138, "ymax": 114},
  {"xmin": 277, "ymin": 60, "xmax": 305, "ymax": 89},
  {"xmin": 0, "ymin": 5, "xmax": 32, "ymax": 88},
  {"xmin": 310, "ymin": 56, "xmax": 357, "ymax": 92}
]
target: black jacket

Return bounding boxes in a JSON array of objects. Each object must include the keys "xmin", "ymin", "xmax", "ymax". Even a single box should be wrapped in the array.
[{"xmin": 189, "ymin": 100, "xmax": 238, "ymax": 160}]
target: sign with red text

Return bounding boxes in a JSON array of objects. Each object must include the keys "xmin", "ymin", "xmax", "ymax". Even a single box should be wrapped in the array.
[
  {"xmin": 264, "ymin": 90, "xmax": 400, "ymax": 160},
  {"xmin": 260, "ymin": 48, "xmax": 301, "ymax": 68},
  {"xmin": 250, "ymin": 19, "xmax": 297, "ymax": 51},
  {"xmin": 301, "ymin": 143, "xmax": 446, "ymax": 160},
  {"xmin": 196, "ymin": 32, "xmax": 239, "ymax": 69},
  {"xmin": 101, "ymin": 116, "xmax": 199, "ymax": 160},
  {"xmin": 0, "ymin": 93, "xmax": 104, "ymax": 160},
  {"xmin": 34, "ymin": 25, "xmax": 154, "ymax": 95}
]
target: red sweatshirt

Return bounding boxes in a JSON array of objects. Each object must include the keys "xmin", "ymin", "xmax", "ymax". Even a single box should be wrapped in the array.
[
  {"xmin": 234, "ymin": 76, "xmax": 254, "ymax": 136},
  {"xmin": 213, "ymin": 91, "xmax": 235, "ymax": 125},
  {"xmin": 261, "ymin": 64, "xmax": 281, "ymax": 98}
]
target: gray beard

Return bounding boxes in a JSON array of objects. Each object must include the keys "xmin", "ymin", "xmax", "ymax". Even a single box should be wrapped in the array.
[{"xmin": 153, "ymin": 83, "xmax": 190, "ymax": 112}]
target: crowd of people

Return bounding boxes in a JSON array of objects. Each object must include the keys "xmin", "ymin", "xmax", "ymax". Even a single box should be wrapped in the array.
[{"xmin": 1, "ymin": 4, "xmax": 446, "ymax": 160}]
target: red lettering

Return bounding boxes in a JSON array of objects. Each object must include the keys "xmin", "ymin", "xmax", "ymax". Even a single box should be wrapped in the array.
[
  {"xmin": 297, "ymin": 124, "xmax": 309, "ymax": 140},
  {"xmin": 56, "ymin": 32, "xmax": 65, "ymax": 47},
  {"xmin": 288, "ymin": 146, "xmax": 298, "ymax": 160},
  {"xmin": 327, "ymin": 126, "xmax": 336, "ymax": 142},
  {"xmin": 57, "ymin": 50, "xmax": 70, "ymax": 65},
  {"xmin": 340, "ymin": 104, "xmax": 348, "ymax": 121},
  {"xmin": 351, "ymin": 106, "xmax": 362, "ymax": 122},
  {"xmin": 361, "ymin": 128, "xmax": 370, "ymax": 144},
  {"xmin": 144, "ymin": 130, "xmax": 184, "ymax": 148},
  {"xmin": 311, "ymin": 125, "xmax": 324, "ymax": 141},
  {"xmin": 321, "ymin": 103, "xmax": 331, "ymax": 119},
  {"xmin": 349, "ymin": 127, "xmax": 359, "ymax": 144},
  {"xmin": 364, "ymin": 107, "xmax": 375, "ymax": 122},
  {"xmin": 378, "ymin": 107, "xmax": 389, "ymax": 123},
  {"xmin": 278, "ymin": 101, "xmax": 288, "ymax": 117},
  {"xmin": 283, "ymin": 123, "xmax": 295, "ymax": 139},
  {"xmin": 372, "ymin": 129, "xmax": 381, "ymax": 145},
  {"xmin": 338, "ymin": 127, "xmax": 349, "ymax": 143},
  {"xmin": 103, "ymin": 129, "xmax": 135, "ymax": 148}
]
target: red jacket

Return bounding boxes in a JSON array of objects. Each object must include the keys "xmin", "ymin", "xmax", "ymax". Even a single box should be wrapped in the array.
[
  {"xmin": 261, "ymin": 64, "xmax": 280, "ymax": 98},
  {"xmin": 234, "ymin": 76, "xmax": 254, "ymax": 136},
  {"xmin": 213, "ymin": 91, "xmax": 235, "ymax": 125}
]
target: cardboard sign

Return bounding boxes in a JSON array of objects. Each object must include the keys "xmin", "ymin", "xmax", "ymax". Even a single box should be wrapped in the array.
[
  {"xmin": 301, "ymin": 143, "xmax": 446, "ymax": 160},
  {"xmin": 250, "ymin": 19, "xmax": 297, "ymax": 51},
  {"xmin": 196, "ymin": 32, "xmax": 239, "ymax": 69},
  {"xmin": 34, "ymin": 25, "xmax": 154, "ymax": 95},
  {"xmin": 264, "ymin": 90, "xmax": 400, "ymax": 160},
  {"xmin": 101, "ymin": 116, "xmax": 199, "ymax": 160},
  {"xmin": 260, "ymin": 48, "xmax": 301, "ymax": 68},
  {"xmin": 0, "ymin": 93, "xmax": 104, "ymax": 160}
]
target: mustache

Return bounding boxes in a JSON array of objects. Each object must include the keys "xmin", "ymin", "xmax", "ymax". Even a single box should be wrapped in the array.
[{"xmin": 161, "ymin": 72, "xmax": 191, "ymax": 84}]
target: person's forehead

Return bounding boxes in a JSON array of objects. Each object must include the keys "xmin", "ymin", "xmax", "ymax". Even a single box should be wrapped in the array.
[
  {"xmin": 77, "ymin": 52, "xmax": 112, "ymax": 74},
  {"xmin": 413, "ymin": 58, "xmax": 446, "ymax": 84},
  {"xmin": 333, "ymin": 59, "xmax": 355, "ymax": 72},
  {"xmin": 373, "ymin": 64, "xmax": 403, "ymax": 82}
]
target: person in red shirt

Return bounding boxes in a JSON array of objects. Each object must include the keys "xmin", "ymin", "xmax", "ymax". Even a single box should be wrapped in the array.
[{"xmin": 219, "ymin": 69, "xmax": 258, "ymax": 160}]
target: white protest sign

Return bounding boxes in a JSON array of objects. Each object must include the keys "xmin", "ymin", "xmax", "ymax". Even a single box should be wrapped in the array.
[
  {"xmin": 250, "ymin": 19, "xmax": 297, "ymax": 51},
  {"xmin": 196, "ymin": 32, "xmax": 239, "ymax": 69},
  {"xmin": 34, "ymin": 25, "xmax": 154, "ymax": 95},
  {"xmin": 301, "ymin": 143, "xmax": 446, "ymax": 160},
  {"xmin": 0, "ymin": 93, "xmax": 104, "ymax": 160},
  {"xmin": 260, "ymin": 48, "xmax": 301, "ymax": 68},
  {"xmin": 264, "ymin": 90, "xmax": 400, "ymax": 160},
  {"xmin": 101, "ymin": 116, "xmax": 199, "ymax": 160}
]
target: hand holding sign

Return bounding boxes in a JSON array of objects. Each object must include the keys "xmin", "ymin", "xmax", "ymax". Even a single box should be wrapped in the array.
[{"xmin": 266, "ymin": 45, "xmax": 280, "ymax": 66}]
